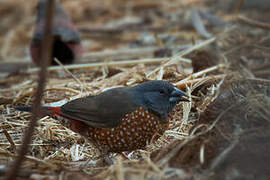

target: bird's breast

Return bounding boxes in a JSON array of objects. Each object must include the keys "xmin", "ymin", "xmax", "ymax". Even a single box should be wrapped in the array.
[{"xmin": 86, "ymin": 107, "xmax": 169, "ymax": 153}]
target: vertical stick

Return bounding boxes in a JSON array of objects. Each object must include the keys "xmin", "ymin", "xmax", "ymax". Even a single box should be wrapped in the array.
[{"xmin": 5, "ymin": 0, "xmax": 55, "ymax": 179}]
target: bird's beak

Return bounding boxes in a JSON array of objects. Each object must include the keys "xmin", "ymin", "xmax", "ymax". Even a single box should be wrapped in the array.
[{"xmin": 169, "ymin": 87, "xmax": 190, "ymax": 103}]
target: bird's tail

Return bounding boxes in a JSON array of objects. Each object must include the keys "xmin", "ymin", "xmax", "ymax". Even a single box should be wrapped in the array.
[{"xmin": 14, "ymin": 106, "xmax": 61, "ymax": 117}]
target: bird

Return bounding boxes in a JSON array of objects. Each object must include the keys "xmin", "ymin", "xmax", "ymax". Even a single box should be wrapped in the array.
[
  {"xmin": 15, "ymin": 80, "xmax": 189, "ymax": 156},
  {"xmin": 30, "ymin": 0, "xmax": 83, "ymax": 66}
]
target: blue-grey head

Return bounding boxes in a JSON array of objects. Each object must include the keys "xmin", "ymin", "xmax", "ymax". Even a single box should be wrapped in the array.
[{"xmin": 132, "ymin": 80, "xmax": 189, "ymax": 121}]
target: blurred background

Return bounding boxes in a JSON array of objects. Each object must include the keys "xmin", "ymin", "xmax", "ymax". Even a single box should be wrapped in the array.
[{"xmin": 2, "ymin": 0, "xmax": 268, "ymax": 63}]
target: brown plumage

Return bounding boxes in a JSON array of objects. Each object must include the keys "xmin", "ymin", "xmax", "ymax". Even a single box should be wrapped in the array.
[{"xmin": 15, "ymin": 80, "xmax": 189, "ymax": 155}]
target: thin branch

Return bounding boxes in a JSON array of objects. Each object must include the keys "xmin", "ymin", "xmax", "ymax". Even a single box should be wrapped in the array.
[
  {"xmin": 54, "ymin": 58, "xmax": 92, "ymax": 92},
  {"xmin": 238, "ymin": 15, "xmax": 270, "ymax": 30},
  {"xmin": 175, "ymin": 64, "xmax": 226, "ymax": 85},
  {"xmin": 1, "ymin": 130, "xmax": 16, "ymax": 151},
  {"xmin": 245, "ymin": 77, "xmax": 270, "ymax": 86},
  {"xmin": 174, "ymin": 74, "xmax": 227, "ymax": 89},
  {"xmin": 146, "ymin": 37, "xmax": 216, "ymax": 78},
  {"xmin": 27, "ymin": 57, "xmax": 175, "ymax": 73},
  {"xmin": 79, "ymin": 46, "xmax": 159, "ymax": 62},
  {"xmin": 5, "ymin": 1, "xmax": 55, "ymax": 179}
]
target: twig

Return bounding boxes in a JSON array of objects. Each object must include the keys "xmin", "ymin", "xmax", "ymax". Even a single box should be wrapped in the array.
[
  {"xmin": 78, "ymin": 25, "xmax": 172, "ymax": 34},
  {"xmin": 238, "ymin": 15, "xmax": 270, "ymax": 30},
  {"xmin": 5, "ymin": 1, "xmax": 55, "ymax": 180},
  {"xmin": 78, "ymin": 20, "xmax": 201, "ymax": 36},
  {"xmin": 0, "ymin": 47, "xmax": 160, "ymax": 67},
  {"xmin": 1, "ymin": 130, "xmax": 16, "ymax": 151},
  {"xmin": 27, "ymin": 57, "xmax": 173, "ymax": 73},
  {"xmin": 54, "ymin": 58, "xmax": 92, "ymax": 92},
  {"xmin": 251, "ymin": 62, "xmax": 270, "ymax": 71},
  {"xmin": 80, "ymin": 47, "xmax": 160, "ymax": 62},
  {"xmin": 254, "ymin": 70, "xmax": 270, "ymax": 77},
  {"xmin": 245, "ymin": 77, "xmax": 270, "ymax": 86},
  {"xmin": 175, "ymin": 64, "xmax": 226, "ymax": 85},
  {"xmin": 146, "ymin": 37, "xmax": 216, "ymax": 78},
  {"xmin": 174, "ymin": 74, "xmax": 227, "ymax": 89}
]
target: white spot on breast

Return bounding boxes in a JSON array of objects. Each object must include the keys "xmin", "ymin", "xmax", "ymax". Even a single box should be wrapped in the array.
[{"xmin": 120, "ymin": 131, "xmax": 123, "ymax": 136}]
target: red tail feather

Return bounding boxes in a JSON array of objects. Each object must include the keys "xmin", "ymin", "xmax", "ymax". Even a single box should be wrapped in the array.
[{"xmin": 45, "ymin": 106, "xmax": 61, "ymax": 116}]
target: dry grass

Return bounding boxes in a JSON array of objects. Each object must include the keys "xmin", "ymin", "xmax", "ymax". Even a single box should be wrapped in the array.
[
  {"xmin": 1, "ymin": 0, "xmax": 270, "ymax": 179},
  {"xmin": 0, "ymin": 42, "xmax": 227, "ymax": 179}
]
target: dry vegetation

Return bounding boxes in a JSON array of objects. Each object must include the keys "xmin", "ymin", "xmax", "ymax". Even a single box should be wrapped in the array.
[{"xmin": 0, "ymin": 0, "xmax": 270, "ymax": 179}]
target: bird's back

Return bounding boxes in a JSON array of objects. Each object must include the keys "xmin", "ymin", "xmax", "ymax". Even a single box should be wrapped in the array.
[{"xmin": 60, "ymin": 87, "xmax": 142, "ymax": 128}]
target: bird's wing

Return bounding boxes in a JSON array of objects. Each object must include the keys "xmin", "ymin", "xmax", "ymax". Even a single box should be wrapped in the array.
[{"xmin": 60, "ymin": 87, "xmax": 139, "ymax": 128}]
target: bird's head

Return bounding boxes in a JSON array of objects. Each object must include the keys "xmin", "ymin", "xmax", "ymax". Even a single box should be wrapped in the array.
[{"xmin": 133, "ymin": 80, "xmax": 189, "ymax": 121}]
